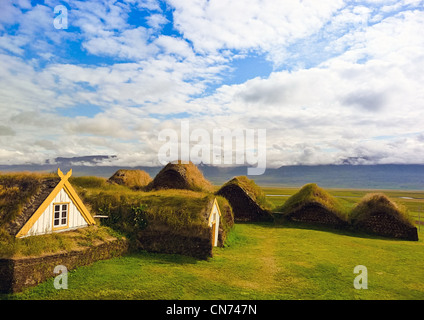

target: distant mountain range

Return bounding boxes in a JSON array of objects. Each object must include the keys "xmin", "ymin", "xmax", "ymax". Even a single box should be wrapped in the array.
[{"xmin": 1, "ymin": 156, "xmax": 424, "ymax": 190}]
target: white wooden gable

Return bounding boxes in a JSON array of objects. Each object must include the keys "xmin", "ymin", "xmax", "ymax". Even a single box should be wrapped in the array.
[
  {"xmin": 25, "ymin": 186, "xmax": 89, "ymax": 237},
  {"xmin": 16, "ymin": 168, "xmax": 95, "ymax": 238}
]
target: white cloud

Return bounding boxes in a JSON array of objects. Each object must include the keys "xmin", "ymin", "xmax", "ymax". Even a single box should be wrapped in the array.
[
  {"xmin": 82, "ymin": 26, "xmax": 159, "ymax": 60},
  {"xmin": 0, "ymin": 35, "xmax": 27, "ymax": 55},
  {"xmin": 146, "ymin": 13, "xmax": 169, "ymax": 29},
  {"xmin": 327, "ymin": 9, "xmax": 424, "ymax": 64},
  {"xmin": 0, "ymin": 54, "xmax": 70, "ymax": 113},
  {"xmin": 178, "ymin": 8, "xmax": 424, "ymax": 166},
  {"xmin": 72, "ymin": 0, "xmax": 131, "ymax": 33},
  {"xmin": 168, "ymin": 0, "xmax": 345, "ymax": 61},
  {"xmin": 0, "ymin": 1, "xmax": 22, "ymax": 26},
  {"xmin": 124, "ymin": 0, "xmax": 162, "ymax": 11}
]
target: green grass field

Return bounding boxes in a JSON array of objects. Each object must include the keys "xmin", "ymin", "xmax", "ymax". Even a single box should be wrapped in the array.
[{"xmin": 3, "ymin": 187, "xmax": 424, "ymax": 300}]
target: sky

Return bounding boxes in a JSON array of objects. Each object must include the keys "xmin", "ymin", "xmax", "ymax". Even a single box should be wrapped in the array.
[{"xmin": 0, "ymin": 0, "xmax": 424, "ymax": 168}]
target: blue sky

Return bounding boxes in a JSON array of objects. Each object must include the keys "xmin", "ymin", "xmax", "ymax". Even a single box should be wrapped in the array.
[{"xmin": 0, "ymin": 0, "xmax": 424, "ymax": 167}]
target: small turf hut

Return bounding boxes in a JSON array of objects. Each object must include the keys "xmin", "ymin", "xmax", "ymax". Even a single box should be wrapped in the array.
[
  {"xmin": 136, "ymin": 196, "xmax": 229, "ymax": 258},
  {"xmin": 108, "ymin": 169, "xmax": 152, "ymax": 190},
  {"xmin": 280, "ymin": 183, "xmax": 348, "ymax": 228},
  {"xmin": 216, "ymin": 176, "xmax": 273, "ymax": 222},
  {"xmin": 350, "ymin": 193, "xmax": 418, "ymax": 241},
  {"xmin": 147, "ymin": 161, "xmax": 213, "ymax": 192},
  {"xmin": 0, "ymin": 169, "xmax": 95, "ymax": 238},
  {"xmin": 92, "ymin": 190, "xmax": 234, "ymax": 259}
]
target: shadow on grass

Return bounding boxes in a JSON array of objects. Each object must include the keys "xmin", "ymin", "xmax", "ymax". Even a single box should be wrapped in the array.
[
  {"xmin": 245, "ymin": 219, "xmax": 414, "ymax": 242},
  {"xmin": 123, "ymin": 249, "xmax": 201, "ymax": 265}
]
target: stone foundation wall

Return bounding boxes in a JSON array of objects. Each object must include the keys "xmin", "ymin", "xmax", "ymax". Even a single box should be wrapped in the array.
[
  {"xmin": 289, "ymin": 203, "xmax": 348, "ymax": 228},
  {"xmin": 137, "ymin": 228, "xmax": 213, "ymax": 260},
  {"xmin": 0, "ymin": 238, "xmax": 129, "ymax": 294},
  {"xmin": 354, "ymin": 212, "xmax": 418, "ymax": 241}
]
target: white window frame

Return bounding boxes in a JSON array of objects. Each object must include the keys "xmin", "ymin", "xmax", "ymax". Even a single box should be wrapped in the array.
[{"xmin": 53, "ymin": 202, "xmax": 69, "ymax": 230}]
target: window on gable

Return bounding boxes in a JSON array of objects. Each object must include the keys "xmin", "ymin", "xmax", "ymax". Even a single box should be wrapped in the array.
[{"xmin": 53, "ymin": 203, "xmax": 68, "ymax": 228}]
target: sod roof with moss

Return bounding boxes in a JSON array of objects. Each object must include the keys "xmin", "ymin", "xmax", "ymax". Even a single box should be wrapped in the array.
[
  {"xmin": 108, "ymin": 169, "xmax": 152, "ymax": 189},
  {"xmin": 147, "ymin": 161, "xmax": 213, "ymax": 192},
  {"xmin": 350, "ymin": 193, "xmax": 414, "ymax": 227},
  {"xmin": 141, "ymin": 191, "xmax": 214, "ymax": 226},
  {"xmin": 280, "ymin": 183, "xmax": 346, "ymax": 220},
  {"xmin": 0, "ymin": 225, "xmax": 121, "ymax": 258},
  {"xmin": 0, "ymin": 172, "xmax": 60, "ymax": 236},
  {"xmin": 85, "ymin": 188, "xmax": 233, "ymax": 238},
  {"xmin": 218, "ymin": 176, "xmax": 272, "ymax": 210}
]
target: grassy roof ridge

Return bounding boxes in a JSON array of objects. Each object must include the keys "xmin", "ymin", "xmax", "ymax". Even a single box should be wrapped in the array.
[
  {"xmin": 148, "ymin": 161, "xmax": 213, "ymax": 192},
  {"xmin": 108, "ymin": 169, "xmax": 152, "ymax": 189},
  {"xmin": 141, "ymin": 192, "xmax": 213, "ymax": 228},
  {"xmin": 280, "ymin": 183, "xmax": 346, "ymax": 219},
  {"xmin": 0, "ymin": 172, "xmax": 59, "ymax": 229},
  {"xmin": 350, "ymin": 193, "xmax": 414, "ymax": 226},
  {"xmin": 222, "ymin": 176, "xmax": 259, "ymax": 198},
  {"xmin": 70, "ymin": 176, "xmax": 108, "ymax": 189}
]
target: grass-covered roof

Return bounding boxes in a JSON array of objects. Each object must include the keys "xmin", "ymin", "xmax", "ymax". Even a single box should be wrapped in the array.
[
  {"xmin": 146, "ymin": 161, "xmax": 213, "ymax": 192},
  {"xmin": 350, "ymin": 193, "xmax": 414, "ymax": 227},
  {"xmin": 279, "ymin": 183, "xmax": 346, "ymax": 220},
  {"xmin": 107, "ymin": 169, "xmax": 152, "ymax": 190},
  {"xmin": 0, "ymin": 172, "xmax": 122, "ymax": 258},
  {"xmin": 218, "ymin": 176, "xmax": 272, "ymax": 211},
  {"xmin": 0, "ymin": 172, "xmax": 60, "ymax": 235}
]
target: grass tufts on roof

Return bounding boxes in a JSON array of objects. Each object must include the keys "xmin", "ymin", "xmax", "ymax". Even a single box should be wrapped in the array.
[
  {"xmin": 0, "ymin": 172, "xmax": 58, "ymax": 230},
  {"xmin": 84, "ymin": 188, "xmax": 221, "ymax": 236},
  {"xmin": 279, "ymin": 183, "xmax": 347, "ymax": 220},
  {"xmin": 147, "ymin": 161, "xmax": 213, "ymax": 192},
  {"xmin": 0, "ymin": 225, "xmax": 122, "ymax": 258},
  {"xmin": 216, "ymin": 176, "xmax": 273, "ymax": 222},
  {"xmin": 350, "ymin": 193, "xmax": 414, "ymax": 227},
  {"xmin": 219, "ymin": 176, "xmax": 272, "ymax": 211},
  {"xmin": 107, "ymin": 169, "xmax": 152, "ymax": 190}
]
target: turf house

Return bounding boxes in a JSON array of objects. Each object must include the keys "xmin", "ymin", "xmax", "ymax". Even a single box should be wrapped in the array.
[
  {"xmin": 146, "ymin": 160, "xmax": 214, "ymax": 192},
  {"xmin": 279, "ymin": 183, "xmax": 348, "ymax": 228},
  {"xmin": 216, "ymin": 176, "xmax": 273, "ymax": 222},
  {"xmin": 350, "ymin": 193, "xmax": 418, "ymax": 241},
  {"xmin": 0, "ymin": 169, "xmax": 128, "ymax": 293},
  {"xmin": 131, "ymin": 195, "xmax": 226, "ymax": 258},
  {"xmin": 1, "ymin": 168, "xmax": 95, "ymax": 238},
  {"xmin": 107, "ymin": 169, "xmax": 153, "ymax": 190},
  {"xmin": 91, "ymin": 164, "xmax": 233, "ymax": 259}
]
